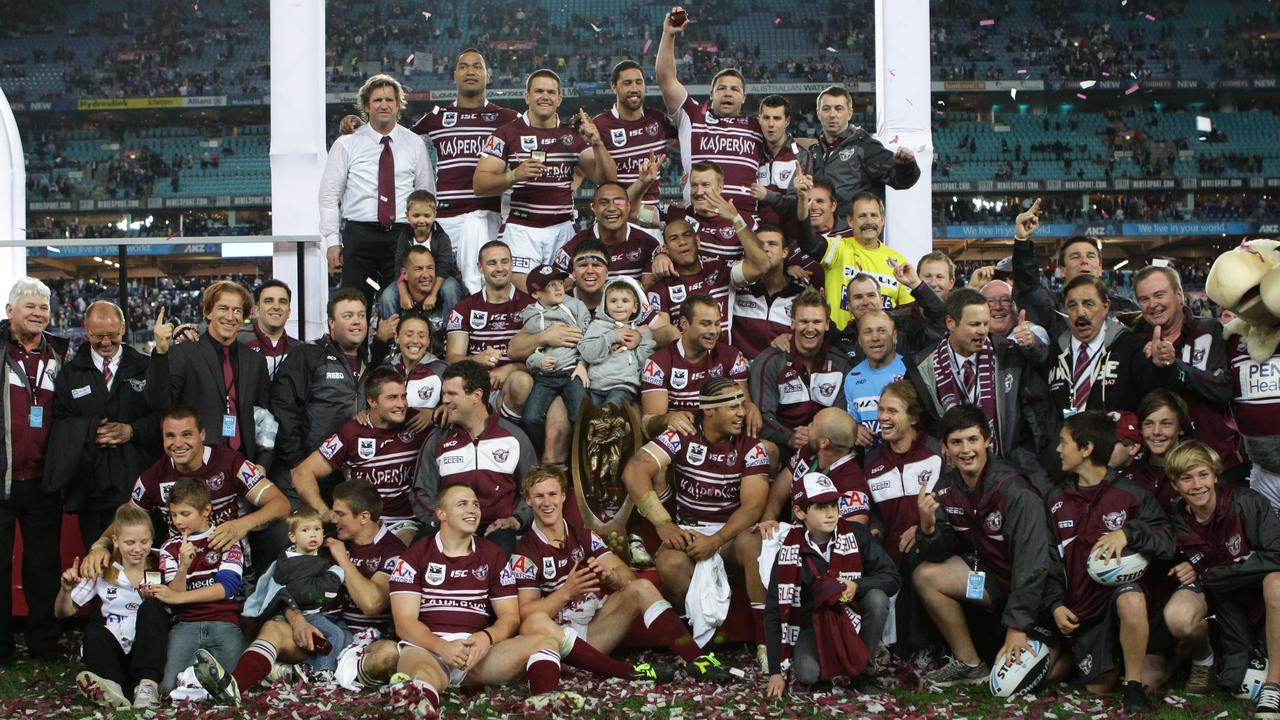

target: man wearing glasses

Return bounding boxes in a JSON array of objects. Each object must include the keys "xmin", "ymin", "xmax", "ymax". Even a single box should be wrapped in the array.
[{"xmin": 46, "ymin": 300, "xmax": 159, "ymax": 549}]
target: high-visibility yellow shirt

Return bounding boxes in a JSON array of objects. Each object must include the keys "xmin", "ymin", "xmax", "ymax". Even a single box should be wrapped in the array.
[{"xmin": 820, "ymin": 232, "xmax": 914, "ymax": 331}]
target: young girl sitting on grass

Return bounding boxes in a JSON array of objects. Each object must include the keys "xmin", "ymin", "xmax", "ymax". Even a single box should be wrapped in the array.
[{"xmin": 55, "ymin": 504, "xmax": 169, "ymax": 710}]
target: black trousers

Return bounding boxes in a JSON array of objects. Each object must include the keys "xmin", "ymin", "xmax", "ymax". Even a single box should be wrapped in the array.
[
  {"xmin": 76, "ymin": 506, "xmax": 117, "ymax": 554},
  {"xmin": 82, "ymin": 598, "xmax": 169, "ymax": 697},
  {"xmin": 341, "ymin": 221, "xmax": 407, "ymax": 309},
  {"xmin": 0, "ymin": 479, "xmax": 63, "ymax": 660}
]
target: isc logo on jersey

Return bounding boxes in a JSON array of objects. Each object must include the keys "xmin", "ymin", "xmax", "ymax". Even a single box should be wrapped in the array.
[
  {"xmin": 320, "ymin": 435, "xmax": 343, "ymax": 460},
  {"xmin": 641, "ymin": 360, "xmax": 664, "ymax": 385},
  {"xmin": 744, "ymin": 442, "xmax": 769, "ymax": 468}
]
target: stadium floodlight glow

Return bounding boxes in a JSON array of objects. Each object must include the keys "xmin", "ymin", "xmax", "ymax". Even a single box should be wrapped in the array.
[{"xmin": 1114, "ymin": 260, "xmax": 1129, "ymax": 270}]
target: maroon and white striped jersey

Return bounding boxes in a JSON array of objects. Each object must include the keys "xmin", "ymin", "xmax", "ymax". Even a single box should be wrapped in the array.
[
  {"xmin": 158, "ymin": 527, "xmax": 244, "ymax": 625},
  {"xmin": 553, "ymin": 224, "xmax": 661, "ymax": 282},
  {"xmin": 446, "ymin": 286, "xmax": 533, "ymax": 367},
  {"xmin": 650, "ymin": 427, "xmax": 769, "ymax": 524},
  {"xmin": 648, "ymin": 258, "xmax": 732, "ymax": 331},
  {"xmin": 317, "ymin": 419, "xmax": 430, "ymax": 524},
  {"xmin": 411, "ymin": 103, "xmax": 518, "ymax": 217},
  {"xmin": 728, "ymin": 279, "xmax": 805, "ymax": 360},
  {"xmin": 341, "ymin": 526, "xmax": 406, "ymax": 633},
  {"xmin": 392, "ymin": 356, "xmax": 447, "ymax": 410},
  {"xmin": 591, "ymin": 106, "xmax": 676, "ymax": 206},
  {"xmin": 511, "ymin": 519, "xmax": 611, "ymax": 619},
  {"xmin": 131, "ymin": 445, "xmax": 269, "ymax": 532},
  {"xmin": 787, "ymin": 447, "xmax": 873, "ymax": 523},
  {"xmin": 388, "ymin": 534, "xmax": 517, "ymax": 634},
  {"xmin": 640, "ymin": 339, "xmax": 748, "ymax": 412},
  {"xmin": 1228, "ymin": 332, "xmax": 1280, "ymax": 437},
  {"xmin": 660, "ymin": 203, "xmax": 744, "ymax": 263},
  {"xmin": 673, "ymin": 95, "xmax": 764, "ymax": 221},
  {"xmin": 482, "ymin": 113, "xmax": 589, "ymax": 227},
  {"xmin": 419, "ymin": 414, "xmax": 534, "ymax": 524}
]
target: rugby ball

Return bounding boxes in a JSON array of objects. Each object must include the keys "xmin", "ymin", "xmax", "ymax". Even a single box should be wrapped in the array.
[
  {"xmin": 1086, "ymin": 549, "xmax": 1149, "ymax": 586},
  {"xmin": 989, "ymin": 640, "xmax": 1052, "ymax": 697},
  {"xmin": 1238, "ymin": 657, "xmax": 1269, "ymax": 700}
]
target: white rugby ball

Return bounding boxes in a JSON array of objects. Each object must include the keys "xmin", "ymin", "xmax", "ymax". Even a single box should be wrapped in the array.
[
  {"xmin": 1238, "ymin": 657, "xmax": 1268, "ymax": 700},
  {"xmin": 1086, "ymin": 549, "xmax": 1149, "ymax": 586},
  {"xmin": 989, "ymin": 640, "xmax": 1052, "ymax": 697}
]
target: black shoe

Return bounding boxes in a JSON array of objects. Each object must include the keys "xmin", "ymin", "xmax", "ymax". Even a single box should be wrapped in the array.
[
  {"xmin": 1122, "ymin": 680, "xmax": 1152, "ymax": 713},
  {"xmin": 631, "ymin": 661, "xmax": 677, "ymax": 682},
  {"xmin": 1257, "ymin": 682, "xmax": 1280, "ymax": 720},
  {"xmin": 850, "ymin": 674, "xmax": 884, "ymax": 694},
  {"xmin": 687, "ymin": 653, "xmax": 738, "ymax": 683}
]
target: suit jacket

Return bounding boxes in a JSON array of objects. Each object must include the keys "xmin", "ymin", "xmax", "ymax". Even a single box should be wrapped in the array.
[
  {"xmin": 146, "ymin": 331, "xmax": 269, "ymax": 462},
  {"xmin": 44, "ymin": 343, "xmax": 160, "ymax": 510}
]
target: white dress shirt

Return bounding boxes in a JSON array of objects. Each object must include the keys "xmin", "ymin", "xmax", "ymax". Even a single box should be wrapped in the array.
[
  {"xmin": 91, "ymin": 347, "xmax": 123, "ymax": 392},
  {"xmin": 318, "ymin": 122, "xmax": 436, "ymax": 249}
]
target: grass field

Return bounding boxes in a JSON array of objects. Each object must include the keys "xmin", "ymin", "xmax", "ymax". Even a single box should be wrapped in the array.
[{"xmin": 0, "ymin": 634, "xmax": 1251, "ymax": 719}]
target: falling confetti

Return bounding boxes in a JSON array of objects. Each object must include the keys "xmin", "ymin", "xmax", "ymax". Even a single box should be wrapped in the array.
[
  {"xmin": 1144, "ymin": 13, "xmax": 1156, "ymax": 20},
  {"xmin": 825, "ymin": 47, "xmax": 838, "ymax": 53},
  {"xmin": 1196, "ymin": 115, "xmax": 1212, "ymax": 133},
  {"xmin": 1016, "ymin": 68, "xmax": 1028, "ymax": 74},
  {"xmin": 1010, "ymin": 88, "xmax": 1018, "ymax": 99},
  {"xmin": 1125, "ymin": 85, "xmax": 1140, "ymax": 95},
  {"xmin": 1076, "ymin": 93, "xmax": 1088, "ymax": 99},
  {"xmin": 774, "ymin": 15, "xmax": 781, "ymax": 25},
  {"xmin": 1102, "ymin": 71, "xmax": 1111, "ymax": 77},
  {"xmin": 642, "ymin": 38, "xmax": 652, "ymax": 53},
  {"xmin": 590, "ymin": 22, "xmax": 601, "ymax": 32},
  {"xmin": 1079, "ymin": 80, "xmax": 1096, "ymax": 89},
  {"xmin": 421, "ymin": 10, "xmax": 431, "ymax": 18},
  {"xmin": 405, "ymin": 53, "xmax": 415, "ymax": 63},
  {"xmin": 979, "ymin": 18, "xmax": 996, "ymax": 26}
]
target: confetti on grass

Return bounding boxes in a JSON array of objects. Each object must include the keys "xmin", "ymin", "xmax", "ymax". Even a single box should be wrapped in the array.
[{"xmin": 979, "ymin": 18, "xmax": 996, "ymax": 26}]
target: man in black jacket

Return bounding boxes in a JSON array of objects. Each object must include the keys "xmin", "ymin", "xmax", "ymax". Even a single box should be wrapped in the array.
[
  {"xmin": 45, "ymin": 301, "xmax": 160, "ymax": 547},
  {"xmin": 0, "ymin": 277, "xmax": 70, "ymax": 665},
  {"xmin": 146, "ymin": 280, "xmax": 270, "ymax": 463}
]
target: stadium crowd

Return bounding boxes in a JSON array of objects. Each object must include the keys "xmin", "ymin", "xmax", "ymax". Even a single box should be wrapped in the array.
[{"xmin": 5, "ymin": 7, "xmax": 1280, "ymax": 720}]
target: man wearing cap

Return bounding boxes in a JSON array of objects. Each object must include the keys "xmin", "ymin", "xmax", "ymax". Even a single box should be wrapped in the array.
[
  {"xmin": 763, "ymin": 470, "xmax": 900, "ymax": 696},
  {"xmin": 518, "ymin": 263, "xmax": 591, "ymax": 452},
  {"xmin": 1010, "ymin": 198, "xmax": 1139, "ymax": 341},
  {"xmin": 1047, "ymin": 276, "xmax": 1155, "ymax": 420},
  {"xmin": 623, "ymin": 377, "xmax": 772, "ymax": 667}
]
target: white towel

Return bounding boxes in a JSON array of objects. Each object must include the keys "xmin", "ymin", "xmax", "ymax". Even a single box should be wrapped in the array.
[
  {"xmin": 682, "ymin": 523, "xmax": 730, "ymax": 646},
  {"xmin": 757, "ymin": 522, "xmax": 794, "ymax": 591},
  {"xmin": 335, "ymin": 628, "xmax": 383, "ymax": 691},
  {"xmin": 168, "ymin": 666, "xmax": 210, "ymax": 702}
]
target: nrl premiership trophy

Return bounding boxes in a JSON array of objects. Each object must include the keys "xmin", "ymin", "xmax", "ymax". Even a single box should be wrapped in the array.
[{"xmin": 571, "ymin": 398, "xmax": 645, "ymax": 564}]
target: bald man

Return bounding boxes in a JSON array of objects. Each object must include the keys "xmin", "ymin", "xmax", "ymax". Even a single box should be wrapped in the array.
[{"xmin": 46, "ymin": 301, "xmax": 160, "ymax": 546}]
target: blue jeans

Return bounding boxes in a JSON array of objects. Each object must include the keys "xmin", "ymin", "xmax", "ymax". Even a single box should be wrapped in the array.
[
  {"xmin": 524, "ymin": 373, "xmax": 586, "ymax": 455},
  {"xmin": 376, "ymin": 277, "xmax": 464, "ymax": 357},
  {"xmin": 588, "ymin": 387, "xmax": 637, "ymax": 408},
  {"xmin": 161, "ymin": 620, "xmax": 245, "ymax": 695},
  {"xmin": 304, "ymin": 614, "xmax": 352, "ymax": 671}
]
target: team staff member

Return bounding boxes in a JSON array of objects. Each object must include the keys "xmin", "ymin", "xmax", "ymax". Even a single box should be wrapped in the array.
[
  {"xmin": 321, "ymin": 74, "xmax": 435, "ymax": 307},
  {"xmin": 238, "ymin": 280, "xmax": 298, "ymax": 380},
  {"xmin": 46, "ymin": 300, "xmax": 158, "ymax": 548},
  {"xmin": 1, "ymin": 278, "xmax": 69, "ymax": 665}
]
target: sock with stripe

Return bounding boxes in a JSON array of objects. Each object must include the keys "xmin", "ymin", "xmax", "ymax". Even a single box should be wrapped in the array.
[
  {"xmin": 231, "ymin": 640, "xmax": 277, "ymax": 692},
  {"xmin": 525, "ymin": 648, "xmax": 562, "ymax": 695},
  {"xmin": 557, "ymin": 628, "xmax": 634, "ymax": 679},
  {"xmin": 643, "ymin": 600, "xmax": 700, "ymax": 663}
]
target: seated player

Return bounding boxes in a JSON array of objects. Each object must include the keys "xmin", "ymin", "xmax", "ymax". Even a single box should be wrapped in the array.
[
  {"xmin": 192, "ymin": 481, "xmax": 406, "ymax": 703},
  {"xmin": 623, "ymin": 377, "xmax": 770, "ymax": 670},
  {"xmin": 512, "ymin": 465, "xmax": 732, "ymax": 682},
  {"xmin": 1042, "ymin": 412, "xmax": 1174, "ymax": 712},
  {"xmin": 291, "ymin": 367, "xmax": 430, "ymax": 544},
  {"xmin": 388, "ymin": 483, "xmax": 575, "ymax": 714},
  {"xmin": 914, "ymin": 404, "xmax": 1060, "ymax": 686},
  {"xmin": 1162, "ymin": 441, "xmax": 1280, "ymax": 718},
  {"xmin": 764, "ymin": 472, "xmax": 900, "ymax": 696}
]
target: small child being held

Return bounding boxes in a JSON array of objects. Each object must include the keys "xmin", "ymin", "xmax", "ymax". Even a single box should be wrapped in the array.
[
  {"xmin": 519, "ymin": 264, "xmax": 590, "ymax": 436},
  {"xmin": 56, "ymin": 505, "xmax": 169, "ymax": 711},
  {"xmin": 393, "ymin": 190, "xmax": 458, "ymax": 307},
  {"xmin": 579, "ymin": 277, "xmax": 657, "ymax": 406}
]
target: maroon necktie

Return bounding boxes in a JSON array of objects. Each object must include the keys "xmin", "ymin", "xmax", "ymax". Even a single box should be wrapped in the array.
[
  {"xmin": 378, "ymin": 135, "xmax": 394, "ymax": 229},
  {"xmin": 102, "ymin": 359, "xmax": 112, "ymax": 387},
  {"xmin": 1073, "ymin": 344, "xmax": 1092, "ymax": 410},
  {"xmin": 961, "ymin": 359, "xmax": 976, "ymax": 397},
  {"xmin": 222, "ymin": 345, "xmax": 241, "ymax": 451}
]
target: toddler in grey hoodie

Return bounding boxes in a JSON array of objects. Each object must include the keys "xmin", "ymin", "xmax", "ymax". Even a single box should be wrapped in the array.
[{"xmin": 579, "ymin": 276, "xmax": 657, "ymax": 406}]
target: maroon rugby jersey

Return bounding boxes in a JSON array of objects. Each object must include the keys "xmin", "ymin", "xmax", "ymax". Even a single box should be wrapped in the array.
[
  {"xmin": 728, "ymin": 281, "xmax": 802, "ymax": 360},
  {"xmin": 511, "ymin": 519, "xmax": 611, "ymax": 624},
  {"xmin": 673, "ymin": 95, "xmax": 763, "ymax": 220},
  {"xmin": 862, "ymin": 436, "xmax": 943, "ymax": 561},
  {"xmin": 317, "ymin": 419, "xmax": 429, "ymax": 524},
  {"xmin": 787, "ymin": 447, "xmax": 872, "ymax": 523},
  {"xmin": 640, "ymin": 339, "xmax": 748, "ymax": 411},
  {"xmin": 412, "ymin": 102, "xmax": 518, "ymax": 217},
  {"xmin": 553, "ymin": 224, "xmax": 660, "ymax": 282},
  {"xmin": 158, "ymin": 527, "xmax": 244, "ymax": 625},
  {"xmin": 1122, "ymin": 453, "xmax": 1179, "ymax": 514},
  {"xmin": 592, "ymin": 106, "xmax": 676, "ymax": 206},
  {"xmin": 446, "ymin": 286, "xmax": 533, "ymax": 366},
  {"xmin": 341, "ymin": 526, "xmax": 407, "ymax": 632},
  {"xmin": 756, "ymin": 140, "xmax": 805, "ymax": 237},
  {"xmin": 1227, "ymin": 332, "xmax": 1280, "ymax": 437},
  {"xmin": 6, "ymin": 342, "xmax": 57, "ymax": 481},
  {"xmin": 131, "ymin": 445, "xmax": 268, "ymax": 531},
  {"xmin": 650, "ymin": 427, "xmax": 769, "ymax": 524},
  {"xmin": 648, "ymin": 258, "xmax": 731, "ymax": 331},
  {"xmin": 388, "ymin": 534, "xmax": 517, "ymax": 634},
  {"xmin": 660, "ymin": 203, "xmax": 743, "ymax": 263},
  {"xmin": 482, "ymin": 113, "xmax": 589, "ymax": 227}
]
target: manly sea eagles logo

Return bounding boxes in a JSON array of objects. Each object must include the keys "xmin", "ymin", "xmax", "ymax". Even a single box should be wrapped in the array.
[
  {"xmin": 207, "ymin": 472, "xmax": 225, "ymax": 491},
  {"xmin": 442, "ymin": 112, "xmax": 458, "ymax": 128},
  {"xmin": 127, "ymin": 378, "xmax": 146, "ymax": 392},
  {"xmin": 472, "ymin": 564, "xmax": 489, "ymax": 582},
  {"xmin": 687, "ymin": 442, "xmax": 707, "ymax": 466},
  {"xmin": 561, "ymin": 133, "xmax": 575, "ymax": 146},
  {"xmin": 984, "ymin": 510, "xmax": 1004, "ymax": 533},
  {"xmin": 1102, "ymin": 510, "xmax": 1127, "ymax": 531},
  {"xmin": 425, "ymin": 562, "xmax": 446, "ymax": 586},
  {"xmin": 610, "ymin": 128, "xmax": 627, "ymax": 147},
  {"xmin": 481, "ymin": 112, "xmax": 499, "ymax": 122},
  {"xmin": 670, "ymin": 367, "xmax": 689, "ymax": 389},
  {"xmin": 358, "ymin": 438, "xmax": 376, "ymax": 459},
  {"xmin": 668, "ymin": 284, "xmax": 687, "ymax": 303},
  {"xmin": 493, "ymin": 448, "xmax": 510, "ymax": 463},
  {"xmin": 470, "ymin": 310, "xmax": 488, "ymax": 328},
  {"xmin": 1226, "ymin": 533, "xmax": 1243, "ymax": 557}
]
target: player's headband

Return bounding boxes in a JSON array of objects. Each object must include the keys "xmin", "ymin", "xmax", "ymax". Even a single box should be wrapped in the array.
[
  {"xmin": 699, "ymin": 389, "xmax": 745, "ymax": 408},
  {"xmin": 573, "ymin": 252, "xmax": 609, "ymax": 267}
]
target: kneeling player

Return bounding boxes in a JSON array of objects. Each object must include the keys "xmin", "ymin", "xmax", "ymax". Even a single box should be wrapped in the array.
[
  {"xmin": 1163, "ymin": 441, "xmax": 1280, "ymax": 718},
  {"xmin": 512, "ymin": 465, "xmax": 732, "ymax": 682},
  {"xmin": 388, "ymin": 483, "xmax": 573, "ymax": 714},
  {"xmin": 913, "ymin": 405, "xmax": 1059, "ymax": 685},
  {"xmin": 1043, "ymin": 412, "xmax": 1174, "ymax": 712}
]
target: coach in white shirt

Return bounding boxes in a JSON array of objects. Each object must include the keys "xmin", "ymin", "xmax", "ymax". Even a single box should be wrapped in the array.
[{"xmin": 320, "ymin": 74, "xmax": 435, "ymax": 307}]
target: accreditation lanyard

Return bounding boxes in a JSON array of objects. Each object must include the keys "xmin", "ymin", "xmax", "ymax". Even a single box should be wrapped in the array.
[{"xmin": 10, "ymin": 343, "xmax": 51, "ymax": 428}]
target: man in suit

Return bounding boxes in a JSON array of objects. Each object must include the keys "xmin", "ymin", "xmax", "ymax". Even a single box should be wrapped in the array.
[
  {"xmin": 45, "ymin": 301, "xmax": 159, "ymax": 548},
  {"xmin": 146, "ymin": 280, "xmax": 270, "ymax": 463}
]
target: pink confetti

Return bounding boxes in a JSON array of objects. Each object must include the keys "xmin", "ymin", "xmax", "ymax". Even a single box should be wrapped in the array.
[
  {"xmin": 405, "ymin": 53, "xmax": 415, "ymax": 63},
  {"xmin": 889, "ymin": 69, "xmax": 897, "ymax": 77},
  {"xmin": 1102, "ymin": 71, "xmax": 1112, "ymax": 77},
  {"xmin": 642, "ymin": 38, "xmax": 653, "ymax": 53},
  {"xmin": 774, "ymin": 15, "xmax": 782, "ymax": 25},
  {"xmin": 890, "ymin": 135, "xmax": 900, "ymax": 144},
  {"xmin": 980, "ymin": 18, "xmax": 996, "ymax": 26},
  {"xmin": 1077, "ymin": 93, "xmax": 1088, "ymax": 99},
  {"xmin": 1144, "ymin": 13, "xmax": 1156, "ymax": 20},
  {"xmin": 1125, "ymin": 85, "xmax": 1141, "ymax": 94},
  {"xmin": 421, "ymin": 10, "xmax": 431, "ymax": 18},
  {"xmin": 1016, "ymin": 68, "xmax": 1028, "ymax": 74}
]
